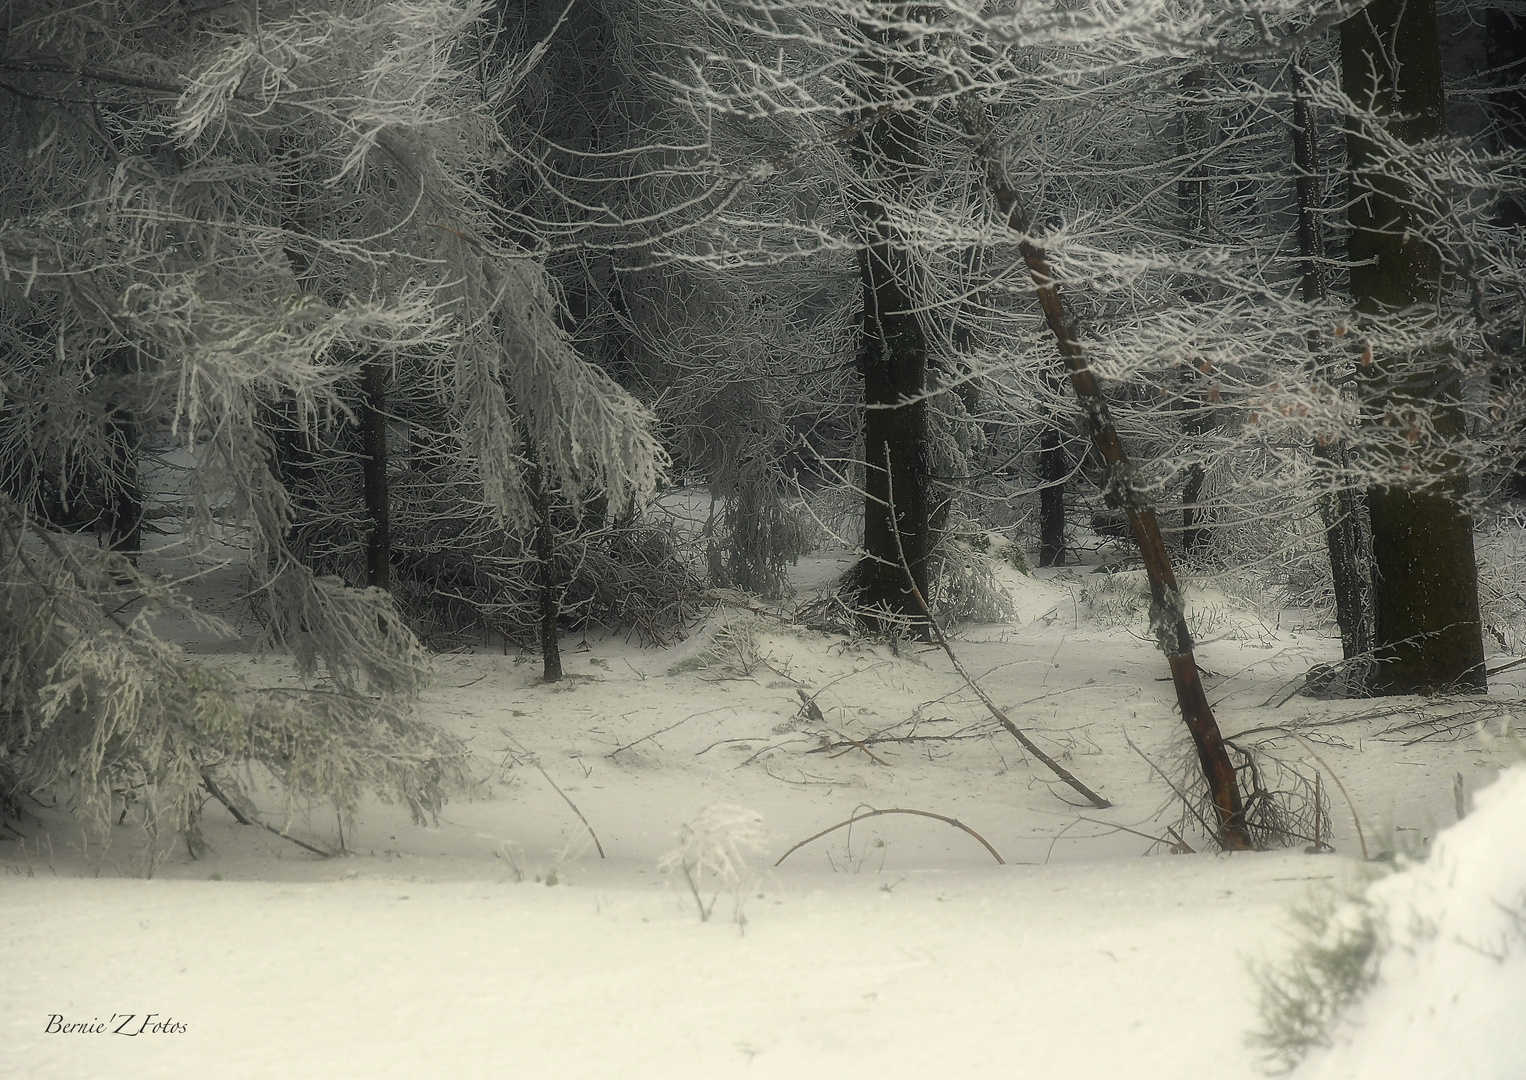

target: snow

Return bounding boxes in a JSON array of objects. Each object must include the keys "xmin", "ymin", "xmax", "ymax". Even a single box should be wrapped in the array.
[
  {"xmin": 1292, "ymin": 766, "xmax": 1526, "ymax": 1080},
  {"xmin": 4, "ymin": 544, "xmax": 1522, "ymax": 1079}
]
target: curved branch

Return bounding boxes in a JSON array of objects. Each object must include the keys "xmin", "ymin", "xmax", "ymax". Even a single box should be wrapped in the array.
[{"xmin": 774, "ymin": 806, "xmax": 1005, "ymax": 867}]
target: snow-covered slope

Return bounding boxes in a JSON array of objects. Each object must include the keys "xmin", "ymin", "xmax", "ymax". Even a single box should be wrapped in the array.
[{"xmin": 3, "ymin": 553, "xmax": 1520, "ymax": 1079}]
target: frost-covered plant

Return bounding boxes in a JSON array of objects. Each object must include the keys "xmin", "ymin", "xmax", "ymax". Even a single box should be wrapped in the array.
[
  {"xmin": 1251, "ymin": 878, "xmax": 1385, "ymax": 1073},
  {"xmin": 926, "ymin": 522, "xmax": 1017, "ymax": 626},
  {"xmin": 0, "ymin": 496, "xmax": 469, "ymax": 839},
  {"xmin": 667, "ymin": 615, "xmax": 761, "ymax": 679},
  {"xmin": 1254, "ymin": 767, "xmax": 1526, "ymax": 1075},
  {"xmin": 0, "ymin": 0, "xmax": 666, "ymax": 846},
  {"xmin": 1475, "ymin": 505, "xmax": 1526, "ymax": 654},
  {"xmin": 658, "ymin": 803, "xmax": 769, "ymax": 924}
]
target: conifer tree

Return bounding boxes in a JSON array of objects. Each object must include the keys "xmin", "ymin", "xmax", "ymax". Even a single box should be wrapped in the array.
[{"xmin": 0, "ymin": 0, "xmax": 663, "ymax": 841}]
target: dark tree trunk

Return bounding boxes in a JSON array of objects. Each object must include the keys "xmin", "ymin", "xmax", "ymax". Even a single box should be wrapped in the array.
[
  {"xmin": 1291, "ymin": 60, "xmax": 1375, "ymax": 666},
  {"xmin": 961, "ymin": 106, "xmax": 1252, "ymax": 849},
  {"xmin": 529, "ymin": 455, "xmax": 563, "ymax": 684},
  {"xmin": 1488, "ymin": 8, "xmax": 1526, "ymax": 230},
  {"xmin": 1038, "ymin": 426, "xmax": 1067, "ymax": 567},
  {"xmin": 1341, "ymin": 0, "xmax": 1487, "ymax": 694},
  {"xmin": 1179, "ymin": 432, "xmax": 1209, "ymax": 558},
  {"xmin": 103, "ymin": 349, "xmax": 143, "ymax": 560},
  {"xmin": 850, "ymin": 40, "xmax": 932, "ymax": 626},
  {"xmin": 1486, "ymin": 8, "xmax": 1526, "ymax": 496},
  {"xmin": 360, "ymin": 361, "xmax": 390, "ymax": 592}
]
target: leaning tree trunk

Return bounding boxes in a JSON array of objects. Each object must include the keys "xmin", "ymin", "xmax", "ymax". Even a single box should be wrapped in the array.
[
  {"xmin": 359, "ymin": 360, "xmax": 391, "ymax": 592},
  {"xmin": 849, "ymin": 32, "xmax": 932, "ymax": 628},
  {"xmin": 958, "ymin": 101, "xmax": 1253, "ymax": 849},
  {"xmin": 1341, "ymin": 0, "xmax": 1487, "ymax": 694},
  {"xmin": 1290, "ymin": 59, "xmax": 1375, "ymax": 668}
]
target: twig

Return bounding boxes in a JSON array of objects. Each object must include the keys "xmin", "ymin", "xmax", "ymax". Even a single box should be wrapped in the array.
[
  {"xmin": 500, "ymin": 730, "xmax": 606, "ymax": 858},
  {"xmin": 737, "ymin": 736, "xmax": 813, "ymax": 767},
  {"xmin": 200, "ymin": 772, "xmax": 332, "ymax": 859},
  {"xmin": 774, "ymin": 806, "xmax": 1005, "ymax": 867},
  {"xmin": 607, "ymin": 710, "xmax": 716, "ymax": 758},
  {"xmin": 805, "ymin": 732, "xmax": 993, "ymax": 753},
  {"xmin": 694, "ymin": 737, "xmax": 771, "ymax": 756},
  {"xmin": 1075, "ymin": 815, "xmax": 1193, "ymax": 852},
  {"xmin": 828, "ymin": 736, "xmax": 891, "ymax": 766},
  {"xmin": 1286, "ymin": 733, "xmax": 1367, "ymax": 861},
  {"xmin": 883, "ymin": 449, "xmax": 1111, "ymax": 810},
  {"xmin": 1122, "ymin": 730, "xmax": 1218, "ymax": 840}
]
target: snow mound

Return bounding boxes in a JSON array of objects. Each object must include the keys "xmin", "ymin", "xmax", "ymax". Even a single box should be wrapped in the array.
[{"xmin": 1293, "ymin": 765, "xmax": 1526, "ymax": 1080}]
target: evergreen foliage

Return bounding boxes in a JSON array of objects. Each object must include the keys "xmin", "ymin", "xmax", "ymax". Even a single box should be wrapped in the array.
[{"xmin": 0, "ymin": 0, "xmax": 664, "ymax": 838}]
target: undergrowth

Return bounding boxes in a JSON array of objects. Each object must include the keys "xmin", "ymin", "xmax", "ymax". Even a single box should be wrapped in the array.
[{"xmin": 1250, "ymin": 871, "xmax": 1387, "ymax": 1073}]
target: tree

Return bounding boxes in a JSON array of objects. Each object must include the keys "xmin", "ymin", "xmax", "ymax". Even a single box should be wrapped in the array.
[
  {"xmin": 847, "ymin": 15, "xmax": 935, "ymax": 625},
  {"xmin": 0, "ymin": 0, "xmax": 663, "ymax": 842},
  {"xmin": 1340, "ymin": 0, "xmax": 1488, "ymax": 693}
]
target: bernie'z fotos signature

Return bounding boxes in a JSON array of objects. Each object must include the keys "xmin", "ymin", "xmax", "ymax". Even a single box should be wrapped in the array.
[{"xmin": 45, "ymin": 1014, "xmax": 188, "ymax": 1036}]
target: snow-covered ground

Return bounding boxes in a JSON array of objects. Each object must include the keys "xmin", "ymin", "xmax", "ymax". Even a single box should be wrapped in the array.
[{"xmin": 4, "ymin": 543, "xmax": 1522, "ymax": 1079}]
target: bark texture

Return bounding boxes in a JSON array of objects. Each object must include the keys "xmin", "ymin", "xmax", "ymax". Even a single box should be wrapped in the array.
[
  {"xmin": 850, "ymin": 41, "xmax": 932, "ymax": 625},
  {"xmin": 1291, "ymin": 60, "xmax": 1374, "ymax": 666},
  {"xmin": 1341, "ymin": 0, "xmax": 1487, "ymax": 694},
  {"xmin": 960, "ymin": 103, "xmax": 1252, "ymax": 849}
]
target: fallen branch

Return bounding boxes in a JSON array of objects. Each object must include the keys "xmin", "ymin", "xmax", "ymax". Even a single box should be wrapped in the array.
[
  {"xmin": 775, "ymin": 806, "xmax": 1005, "ymax": 867},
  {"xmin": 200, "ymin": 772, "xmax": 332, "ymax": 859},
  {"xmin": 805, "ymin": 732, "xmax": 993, "ymax": 753},
  {"xmin": 607, "ymin": 709, "xmax": 717, "ymax": 758},
  {"xmin": 828, "ymin": 736, "xmax": 891, "ymax": 766},
  {"xmin": 500, "ymin": 730, "xmax": 606, "ymax": 858},
  {"xmin": 884, "ymin": 450, "xmax": 1111, "ymax": 810}
]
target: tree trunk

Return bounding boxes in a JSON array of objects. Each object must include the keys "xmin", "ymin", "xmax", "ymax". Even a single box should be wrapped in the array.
[
  {"xmin": 1038, "ymin": 426, "xmax": 1067, "ymax": 567},
  {"xmin": 1486, "ymin": 8, "xmax": 1526, "ymax": 496},
  {"xmin": 1176, "ymin": 68, "xmax": 1213, "ymax": 560},
  {"xmin": 530, "ymin": 456, "xmax": 563, "ymax": 684},
  {"xmin": 1291, "ymin": 60, "xmax": 1375, "ymax": 667},
  {"xmin": 850, "ymin": 39, "xmax": 932, "ymax": 627},
  {"xmin": 1341, "ymin": 0, "xmax": 1487, "ymax": 694},
  {"xmin": 1488, "ymin": 8, "xmax": 1526, "ymax": 231},
  {"xmin": 961, "ymin": 107, "xmax": 1252, "ymax": 849},
  {"xmin": 360, "ymin": 361, "xmax": 390, "ymax": 592}
]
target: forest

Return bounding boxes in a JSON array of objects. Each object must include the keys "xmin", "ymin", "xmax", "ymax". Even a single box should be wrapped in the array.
[{"xmin": 2, "ymin": 1, "xmax": 1525, "ymax": 1078}]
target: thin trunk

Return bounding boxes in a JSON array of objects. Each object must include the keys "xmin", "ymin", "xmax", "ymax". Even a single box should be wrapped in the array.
[
  {"xmin": 1038, "ymin": 426, "xmax": 1067, "ymax": 566},
  {"xmin": 1292, "ymin": 60, "xmax": 1374, "ymax": 666},
  {"xmin": 1176, "ymin": 68, "xmax": 1213, "ymax": 560},
  {"xmin": 530, "ymin": 455, "xmax": 563, "ymax": 684},
  {"xmin": 360, "ymin": 361, "xmax": 390, "ymax": 592},
  {"xmin": 960, "ymin": 105, "xmax": 1252, "ymax": 849},
  {"xmin": 851, "ymin": 37, "xmax": 932, "ymax": 627},
  {"xmin": 1341, "ymin": 0, "xmax": 1487, "ymax": 694},
  {"xmin": 104, "ymin": 346, "xmax": 143, "ymax": 559}
]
